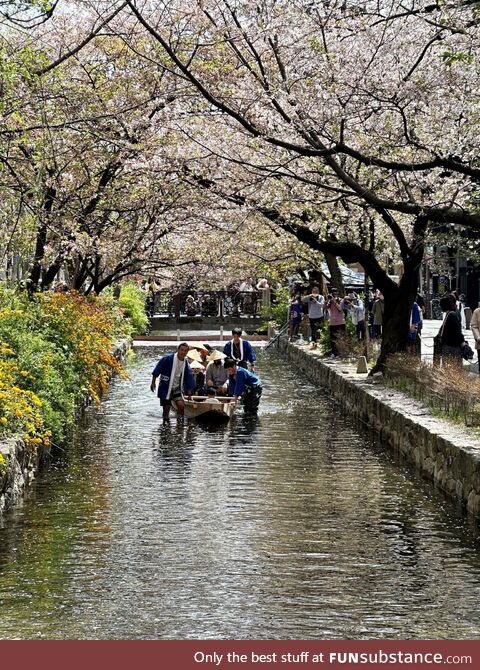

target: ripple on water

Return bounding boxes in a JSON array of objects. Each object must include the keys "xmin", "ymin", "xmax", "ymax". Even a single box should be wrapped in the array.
[{"xmin": 0, "ymin": 349, "xmax": 480, "ymax": 639}]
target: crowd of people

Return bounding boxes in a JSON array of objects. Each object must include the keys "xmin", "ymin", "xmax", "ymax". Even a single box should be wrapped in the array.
[
  {"xmin": 288, "ymin": 284, "xmax": 480, "ymax": 370},
  {"xmin": 140, "ymin": 277, "xmax": 274, "ymax": 318},
  {"xmin": 150, "ymin": 328, "xmax": 262, "ymax": 422},
  {"xmin": 287, "ymin": 286, "xmax": 384, "ymax": 356}
]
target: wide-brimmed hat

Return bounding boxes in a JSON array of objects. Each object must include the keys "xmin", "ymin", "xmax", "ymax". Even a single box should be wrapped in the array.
[
  {"xmin": 207, "ymin": 349, "xmax": 226, "ymax": 362},
  {"xmin": 187, "ymin": 349, "xmax": 203, "ymax": 363},
  {"xmin": 188, "ymin": 341, "xmax": 210, "ymax": 351},
  {"xmin": 189, "ymin": 360, "xmax": 205, "ymax": 371}
]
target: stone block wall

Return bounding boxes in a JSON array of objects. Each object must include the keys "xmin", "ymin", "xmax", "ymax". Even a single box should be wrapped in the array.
[
  {"xmin": 0, "ymin": 437, "xmax": 41, "ymax": 516},
  {"xmin": 280, "ymin": 339, "xmax": 480, "ymax": 516}
]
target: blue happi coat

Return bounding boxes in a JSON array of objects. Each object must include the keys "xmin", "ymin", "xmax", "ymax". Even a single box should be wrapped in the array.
[
  {"xmin": 223, "ymin": 338, "xmax": 256, "ymax": 365},
  {"xmin": 228, "ymin": 367, "xmax": 261, "ymax": 397},
  {"xmin": 152, "ymin": 353, "xmax": 194, "ymax": 400}
]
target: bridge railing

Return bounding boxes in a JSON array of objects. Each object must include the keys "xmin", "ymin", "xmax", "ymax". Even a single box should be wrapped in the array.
[{"xmin": 147, "ymin": 289, "xmax": 274, "ymax": 318}]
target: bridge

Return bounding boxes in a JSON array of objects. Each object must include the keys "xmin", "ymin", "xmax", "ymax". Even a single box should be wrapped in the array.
[{"xmin": 147, "ymin": 289, "xmax": 271, "ymax": 335}]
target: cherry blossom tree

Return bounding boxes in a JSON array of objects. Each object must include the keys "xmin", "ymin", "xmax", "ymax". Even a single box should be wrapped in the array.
[{"xmin": 121, "ymin": 0, "xmax": 480, "ymax": 367}]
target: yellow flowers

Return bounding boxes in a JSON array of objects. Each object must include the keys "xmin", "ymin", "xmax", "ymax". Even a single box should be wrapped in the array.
[
  {"xmin": 39, "ymin": 292, "xmax": 126, "ymax": 402},
  {"xmin": 0, "ymin": 291, "xmax": 127, "ymax": 451},
  {"xmin": 0, "ymin": 337, "xmax": 46, "ymax": 451}
]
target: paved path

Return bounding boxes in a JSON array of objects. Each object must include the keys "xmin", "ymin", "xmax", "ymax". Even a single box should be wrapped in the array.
[{"xmin": 421, "ymin": 319, "xmax": 478, "ymax": 372}]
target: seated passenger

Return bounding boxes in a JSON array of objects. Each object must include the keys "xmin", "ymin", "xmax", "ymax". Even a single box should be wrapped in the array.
[
  {"xmin": 206, "ymin": 349, "xmax": 228, "ymax": 395},
  {"xmin": 190, "ymin": 360, "xmax": 206, "ymax": 395},
  {"xmin": 206, "ymin": 387, "xmax": 221, "ymax": 404}
]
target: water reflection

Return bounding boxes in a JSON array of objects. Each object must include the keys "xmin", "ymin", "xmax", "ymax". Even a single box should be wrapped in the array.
[{"xmin": 0, "ymin": 349, "xmax": 479, "ymax": 639}]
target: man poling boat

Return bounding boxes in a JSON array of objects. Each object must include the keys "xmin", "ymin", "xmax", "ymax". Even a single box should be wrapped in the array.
[
  {"xmin": 223, "ymin": 328, "xmax": 256, "ymax": 371},
  {"xmin": 150, "ymin": 342, "xmax": 194, "ymax": 422},
  {"xmin": 223, "ymin": 357, "xmax": 262, "ymax": 414}
]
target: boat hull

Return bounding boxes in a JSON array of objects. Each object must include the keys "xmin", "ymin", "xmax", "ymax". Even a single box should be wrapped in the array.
[{"xmin": 173, "ymin": 396, "xmax": 236, "ymax": 422}]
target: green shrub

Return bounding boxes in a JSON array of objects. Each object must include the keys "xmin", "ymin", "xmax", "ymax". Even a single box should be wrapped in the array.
[
  {"xmin": 319, "ymin": 319, "xmax": 331, "ymax": 353},
  {"xmin": 261, "ymin": 286, "xmax": 290, "ymax": 328},
  {"xmin": 118, "ymin": 282, "xmax": 149, "ymax": 335},
  {"xmin": 11, "ymin": 332, "xmax": 76, "ymax": 443},
  {"xmin": 0, "ymin": 285, "xmax": 127, "ymax": 448}
]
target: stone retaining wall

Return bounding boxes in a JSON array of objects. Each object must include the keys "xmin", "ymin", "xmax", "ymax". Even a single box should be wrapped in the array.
[
  {"xmin": 0, "ymin": 338, "xmax": 131, "ymax": 517},
  {"xmin": 279, "ymin": 339, "xmax": 480, "ymax": 516}
]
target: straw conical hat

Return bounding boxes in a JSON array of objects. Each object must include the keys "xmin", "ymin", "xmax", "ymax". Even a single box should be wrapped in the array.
[
  {"xmin": 207, "ymin": 349, "xmax": 226, "ymax": 362},
  {"xmin": 189, "ymin": 360, "xmax": 205, "ymax": 370},
  {"xmin": 188, "ymin": 341, "xmax": 209, "ymax": 350},
  {"xmin": 187, "ymin": 349, "xmax": 203, "ymax": 363}
]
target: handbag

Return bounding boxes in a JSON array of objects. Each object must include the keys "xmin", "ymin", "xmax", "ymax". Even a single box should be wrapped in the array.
[{"xmin": 461, "ymin": 342, "xmax": 474, "ymax": 361}]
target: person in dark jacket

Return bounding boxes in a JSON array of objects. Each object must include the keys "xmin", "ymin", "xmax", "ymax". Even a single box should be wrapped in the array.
[
  {"xmin": 438, "ymin": 294, "xmax": 464, "ymax": 363},
  {"xmin": 224, "ymin": 358, "xmax": 262, "ymax": 413},
  {"xmin": 223, "ymin": 328, "xmax": 256, "ymax": 370},
  {"xmin": 288, "ymin": 295, "xmax": 303, "ymax": 341},
  {"xmin": 150, "ymin": 342, "xmax": 194, "ymax": 421}
]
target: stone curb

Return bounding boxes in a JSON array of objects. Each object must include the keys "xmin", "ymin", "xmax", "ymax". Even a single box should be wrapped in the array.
[{"xmin": 279, "ymin": 339, "xmax": 480, "ymax": 516}]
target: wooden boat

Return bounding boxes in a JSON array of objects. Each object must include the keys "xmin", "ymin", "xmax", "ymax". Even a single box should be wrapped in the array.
[{"xmin": 173, "ymin": 396, "xmax": 237, "ymax": 422}]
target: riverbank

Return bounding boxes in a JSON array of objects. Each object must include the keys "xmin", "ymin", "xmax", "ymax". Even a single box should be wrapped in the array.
[
  {"xmin": 0, "ymin": 285, "xmax": 144, "ymax": 518},
  {"xmin": 279, "ymin": 339, "xmax": 480, "ymax": 517},
  {"xmin": 0, "ymin": 338, "xmax": 131, "ymax": 516}
]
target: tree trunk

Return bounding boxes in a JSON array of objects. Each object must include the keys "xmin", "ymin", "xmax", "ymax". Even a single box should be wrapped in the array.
[
  {"xmin": 372, "ymin": 256, "xmax": 422, "ymax": 372},
  {"xmin": 41, "ymin": 257, "xmax": 63, "ymax": 290},
  {"xmin": 27, "ymin": 185, "xmax": 56, "ymax": 294},
  {"xmin": 324, "ymin": 252, "xmax": 345, "ymax": 294},
  {"xmin": 28, "ymin": 222, "xmax": 48, "ymax": 294}
]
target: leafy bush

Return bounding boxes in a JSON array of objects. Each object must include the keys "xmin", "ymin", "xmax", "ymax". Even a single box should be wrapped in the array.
[
  {"xmin": 0, "ymin": 338, "xmax": 50, "ymax": 451},
  {"xmin": 0, "ymin": 287, "xmax": 128, "ymax": 449},
  {"xmin": 261, "ymin": 286, "xmax": 290, "ymax": 328},
  {"xmin": 118, "ymin": 282, "xmax": 149, "ymax": 335}
]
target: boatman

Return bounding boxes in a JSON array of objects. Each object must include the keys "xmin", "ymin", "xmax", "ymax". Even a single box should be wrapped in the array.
[
  {"xmin": 150, "ymin": 342, "xmax": 194, "ymax": 422},
  {"xmin": 224, "ymin": 357, "xmax": 262, "ymax": 413},
  {"xmin": 223, "ymin": 327, "xmax": 256, "ymax": 370}
]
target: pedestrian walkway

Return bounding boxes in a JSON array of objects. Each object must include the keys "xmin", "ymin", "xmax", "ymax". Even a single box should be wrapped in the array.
[{"xmin": 421, "ymin": 319, "xmax": 477, "ymax": 371}]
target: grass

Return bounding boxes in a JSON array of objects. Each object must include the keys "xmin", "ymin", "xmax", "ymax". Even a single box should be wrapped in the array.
[{"xmin": 384, "ymin": 353, "xmax": 480, "ymax": 430}]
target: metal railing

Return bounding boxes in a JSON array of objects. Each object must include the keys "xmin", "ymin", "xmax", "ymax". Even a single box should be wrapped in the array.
[
  {"xmin": 265, "ymin": 321, "xmax": 289, "ymax": 349},
  {"xmin": 147, "ymin": 289, "xmax": 275, "ymax": 319}
]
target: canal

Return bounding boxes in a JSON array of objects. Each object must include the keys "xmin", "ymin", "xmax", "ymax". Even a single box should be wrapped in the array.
[{"xmin": 0, "ymin": 348, "xmax": 480, "ymax": 639}]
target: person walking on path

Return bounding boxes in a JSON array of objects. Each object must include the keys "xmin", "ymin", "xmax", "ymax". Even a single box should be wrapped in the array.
[
  {"xmin": 372, "ymin": 291, "xmax": 384, "ymax": 339},
  {"xmin": 325, "ymin": 290, "xmax": 346, "ymax": 356},
  {"xmin": 150, "ymin": 342, "xmax": 194, "ymax": 422},
  {"xmin": 345, "ymin": 292, "xmax": 365, "ymax": 340},
  {"xmin": 408, "ymin": 301, "xmax": 423, "ymax": 356},
  {"xmin": 437, "ymin": 295, "xmax": 465, "ymax": 364},
  {"xmin": 288, "ymin": 295, "xmax": 303, "ymax": 341}
]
